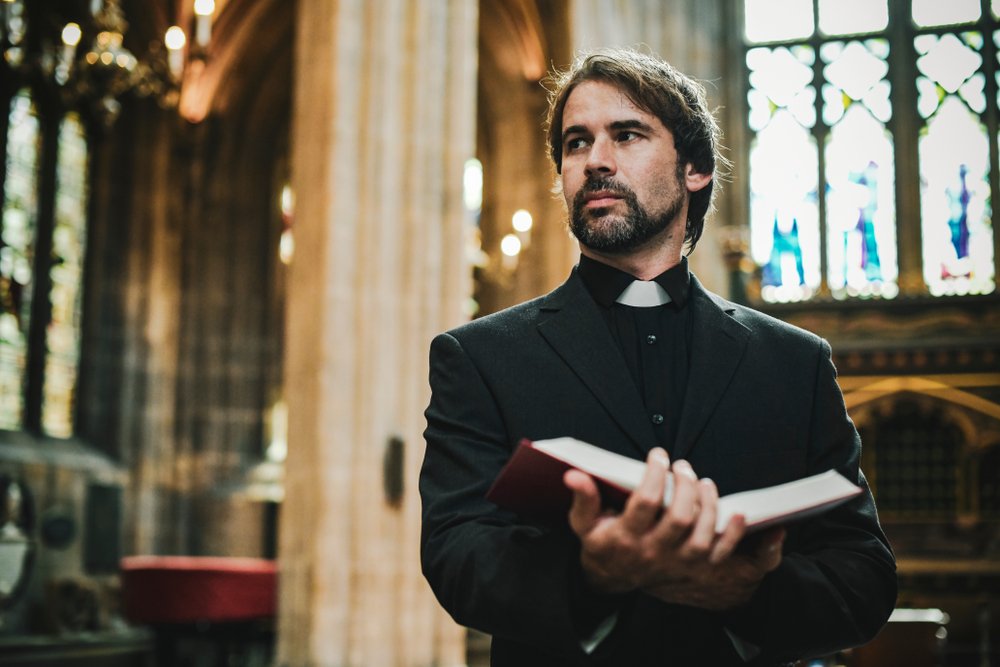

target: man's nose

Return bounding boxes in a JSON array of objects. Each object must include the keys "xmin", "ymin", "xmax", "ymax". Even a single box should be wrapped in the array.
[{"xmin": 585, "ymin": 137, "xmax": 616, "ymax": 177}]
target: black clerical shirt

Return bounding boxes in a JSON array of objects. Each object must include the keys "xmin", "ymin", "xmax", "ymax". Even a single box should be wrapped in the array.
[{"xmin": 577, "ymin": 254, "xmax": 693, "ymax": 455}]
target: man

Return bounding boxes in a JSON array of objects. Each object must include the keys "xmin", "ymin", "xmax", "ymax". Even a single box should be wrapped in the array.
[{"xmin": 420, "ymin": 48, "xmax": 896, "ymax": 666}]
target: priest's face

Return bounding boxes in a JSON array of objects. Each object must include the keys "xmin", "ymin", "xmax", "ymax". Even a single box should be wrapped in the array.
[{"xmin": 559, "ymin": 80, "xmax": 689, "ymax": 254}]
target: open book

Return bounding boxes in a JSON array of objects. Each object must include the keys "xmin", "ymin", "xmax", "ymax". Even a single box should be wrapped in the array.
[{"xmin": 486, "ymin": 437, "xmax": 862, "ymax": 533}]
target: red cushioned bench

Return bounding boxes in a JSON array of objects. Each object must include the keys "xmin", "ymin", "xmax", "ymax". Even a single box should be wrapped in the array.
[
  {"xmin": 121, "ymin": 556, "xmax": 278, "ymax": 665},
  {"xmin": 121, "ymin": 556, "xmax": 277, "ymax": 624}
]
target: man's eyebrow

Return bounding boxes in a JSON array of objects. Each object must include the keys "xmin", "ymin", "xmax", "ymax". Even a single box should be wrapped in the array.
[
  {"xmin": 610, "ymin": 119, "xmax": 655, "ymax": 132},
  {"xmin": 562, "ymin": 124, "xmax": 588, "ymax": 141},
  {"xmin": 562, "ymin": 119, "xmax": 656, "ymax": 142}
]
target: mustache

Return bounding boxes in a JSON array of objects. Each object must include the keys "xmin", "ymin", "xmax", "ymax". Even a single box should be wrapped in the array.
[{"xmin": 580, "ymin": 176, "xmax": 633, "ymax": 196}]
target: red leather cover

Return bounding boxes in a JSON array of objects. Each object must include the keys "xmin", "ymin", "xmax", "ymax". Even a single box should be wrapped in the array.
[{"xmin": 485, "ymin": 439, "xmax": 631, "ymax": 523}]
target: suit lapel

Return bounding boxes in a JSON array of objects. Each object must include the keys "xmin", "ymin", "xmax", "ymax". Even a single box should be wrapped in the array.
[
  {"xmin": 672, "ymin": 277, "xmax": 750, "ymax": 460},
  {"xmin": 536, "ymin": 273, "xmax": 657, "ymax": 457}
]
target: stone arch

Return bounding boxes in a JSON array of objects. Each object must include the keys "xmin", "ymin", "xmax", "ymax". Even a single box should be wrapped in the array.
[{"xmin": 855, "ymin": 392, "xmax": 965, "ymax": 519}]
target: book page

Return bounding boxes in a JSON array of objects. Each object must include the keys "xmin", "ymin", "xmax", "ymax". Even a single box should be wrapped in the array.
[
  {"xmin": 716, "ymin": 470, "xmax": 861, "ymax": 532},
  {"xmin": 533, "ymin": 438, "xmax": 674, "ymax": 505},
  {"xmin": 532, "ymin": 438, "xmax": 858, "ymax": 533}
]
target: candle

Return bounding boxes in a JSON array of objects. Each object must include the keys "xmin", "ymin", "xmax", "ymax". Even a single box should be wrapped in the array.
[
  {"xmin": 193, "ymin": 0, "xmax": 215, "ymax": 48},
  {"xmin": 60, "ymin": 22, "xmax": 82, "ymax": 77},
  {"xmin": 164, "ymin": 26, "xmax": 185, "ymax": 78}
]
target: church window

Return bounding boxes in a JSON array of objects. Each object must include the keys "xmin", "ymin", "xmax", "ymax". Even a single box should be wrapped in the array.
[
  {"xmin": 42, "ymin": 113, "xmax": 89, "ymax": 437},
  {"xmin": 0, "ymin": 89, "xmax": 90, "ymax": 436},
  {"xmin": 744, "ymin": 0, "xmax": 996, "ymax": 302},
  {"xmin": 0, "ymin": 90, "xmax": 40, "ymax": 431}
]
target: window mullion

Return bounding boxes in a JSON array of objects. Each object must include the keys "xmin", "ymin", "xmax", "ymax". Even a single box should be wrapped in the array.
[
  {"xmin": 888, "ymin": 0, "xmax": 924, "ymax": 296},
  {"xmin": 22, "ymin": 98, "xmax": 59, "ymax": 433},
  {"xmin": 810, "ymin": 9, "xmax": 831, "ymax": 297},
  {"xmin": 982, "ymin": 0, "xmax": 1000, "ymax": 287}
]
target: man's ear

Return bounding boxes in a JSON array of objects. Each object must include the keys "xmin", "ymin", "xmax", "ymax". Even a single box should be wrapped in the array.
[{"xmin": 684, "ymin": 164, "xmax": 712, "ymax": 193}]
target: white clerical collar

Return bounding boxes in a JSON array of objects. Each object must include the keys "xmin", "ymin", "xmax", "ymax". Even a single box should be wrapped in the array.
[{"xmin": 615, "ymin": 280, "xmax": 672, "ymax": 307}]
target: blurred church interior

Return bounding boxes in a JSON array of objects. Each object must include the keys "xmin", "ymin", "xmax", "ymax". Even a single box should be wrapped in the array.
[{"xmin": 0, "ymin": 0, "xmax": 997, "ymax": 665}]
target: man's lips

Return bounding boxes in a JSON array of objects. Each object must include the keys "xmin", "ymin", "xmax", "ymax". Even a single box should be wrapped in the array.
[{"xmin": 584, "ymin": 191, "xmax": 623, "ymax": 208}]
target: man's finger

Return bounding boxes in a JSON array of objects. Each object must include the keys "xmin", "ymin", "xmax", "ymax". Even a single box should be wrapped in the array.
[
  {"xmin": 655, "ymin": 459, "xmax": 699, "ymax": 543},
  {"xmin": 709, "ymin": 513, "xmax": 747, "ymax": 564},
  {"xmin": 678, "ymin": 477, "xmax": 718, "ymax": 559},
  {"xmin": 565, "ymin": 469, "xmax": 602, "ymax": 537},
  {"xmin": 751, "ymin": 527, "xmax": 786, "ymax": 572},
  {"xmin": 620, "ymin": 448, "xmax": 670, "ymax": 534}
]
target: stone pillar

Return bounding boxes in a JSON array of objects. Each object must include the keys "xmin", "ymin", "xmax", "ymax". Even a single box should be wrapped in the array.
[{"xmin": 278, "ymin": 1, "xmax": 476, "ymax": 665}]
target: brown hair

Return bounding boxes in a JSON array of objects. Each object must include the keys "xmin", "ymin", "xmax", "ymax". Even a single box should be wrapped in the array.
[{"xmin": 545, "ymin": 48, "xmax": 729, "ymax": 251}]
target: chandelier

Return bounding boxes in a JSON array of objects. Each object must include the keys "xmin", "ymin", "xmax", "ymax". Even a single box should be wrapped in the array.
[{"xmin": 0, "ymin": 0, "xmax": 216, "ymax": 125}]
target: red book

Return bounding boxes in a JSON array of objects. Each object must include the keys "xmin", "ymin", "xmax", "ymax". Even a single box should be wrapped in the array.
[{"xmin": 486, "ymin": 437, "xmax": 862, "ymax": 532}]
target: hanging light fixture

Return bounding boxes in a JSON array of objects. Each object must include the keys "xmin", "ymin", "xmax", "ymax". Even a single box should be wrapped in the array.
[{"xmin": 0, "ymin": 0, "xmax": 215, "ymax": 126}]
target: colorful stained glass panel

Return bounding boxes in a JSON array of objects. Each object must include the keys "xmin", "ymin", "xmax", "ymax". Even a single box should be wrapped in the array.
[
  {"xmin": 744, "ymin": 0, "xmax": 813, "ymax": 43},
  {"xmin": 960, "ymin": 73, "xmax": 987, "ymax": 113},
  {"xmin": 0, "ymin": 90, "xmax": 39, "ymax": 431},
  {"xmin": 825, "ymin": 106, "xmax": 898, "ymax": 298},
  {"xmin": 747, "ymin": 46, "xmax": 816, "ymax": 128},
  {"xmin": 747, "ymin": 44, "xmax": 821, "ymax": 302},
  {"xmin": 42, "ymin": 113, "xmax": 89, "ymax": 438},
  {"xmin": 818, "ymin": 0, "xmax": 887, "ymax": 36},
  {"xmin": 916, "ymin": 33, "xmax": 983, "ymax": 95},
  {"xmin": 823, "ymin": 42, "xmax": 888, "ymax": 101},
  {"xmin": 912, "ymin": 0, "xmax": 980, "ymax": 26},
  {"xmin": 919, "ymin": 96, "xmax": 995, "ymax": 295},
  {"xmin": 749, "ymin": 110, "xmax": 821, "ymax": 303}
]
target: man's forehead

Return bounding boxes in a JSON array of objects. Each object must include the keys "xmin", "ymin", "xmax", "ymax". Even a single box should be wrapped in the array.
[{"xmin": 563, "ymin": 80, "xmax": 658, "ymax": 125}]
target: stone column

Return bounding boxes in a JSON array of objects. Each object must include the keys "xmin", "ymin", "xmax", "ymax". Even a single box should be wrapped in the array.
[{"xmin": 278, "ymin": 1, "xmax": 476, "ymax": 666}]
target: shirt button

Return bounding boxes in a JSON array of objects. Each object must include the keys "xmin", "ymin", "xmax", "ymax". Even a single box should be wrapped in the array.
[
  {"xmin": 651, "ymin": 413, "xmax": 664, "ymax": 425},
  {"xmin": 646, "ymin": 335, "xmax": 657, "ymax": 345}
]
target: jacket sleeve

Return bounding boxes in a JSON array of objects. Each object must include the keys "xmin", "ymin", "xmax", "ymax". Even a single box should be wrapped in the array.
[
  {"xmin": 724, "ymin": 338, "xmax": 897, "ymax": 663},
  {"xmin": 419, "ymin": 332, "xmax": 613, "ymax": 660}
]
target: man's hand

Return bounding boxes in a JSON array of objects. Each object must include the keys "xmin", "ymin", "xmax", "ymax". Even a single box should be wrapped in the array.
[
  {"xmin": 641, "ymin": 525, "xmax": 784, "ymax": 610},
  {"xmin": 564, "ymin": 448, "xmax": 784, "ymax": 610}
]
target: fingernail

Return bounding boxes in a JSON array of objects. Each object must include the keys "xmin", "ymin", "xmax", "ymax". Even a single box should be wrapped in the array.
[
  {"xmin": 650, "ymin": 448, "xmax": 668, "ymax": 465},
  {"xmin": 674, "ymin": 460, "xmax": 697, "ymax": 480}
]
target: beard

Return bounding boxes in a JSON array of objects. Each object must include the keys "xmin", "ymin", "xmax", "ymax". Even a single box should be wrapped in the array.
[{"xmin": 569, "ymin": 174, "xmax": 684, "ymax": 254}]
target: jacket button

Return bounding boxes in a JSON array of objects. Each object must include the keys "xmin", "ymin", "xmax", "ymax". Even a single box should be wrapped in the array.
[{"xmin": 651, "ymin": 413, "xmax": 664, "ymax": 425}]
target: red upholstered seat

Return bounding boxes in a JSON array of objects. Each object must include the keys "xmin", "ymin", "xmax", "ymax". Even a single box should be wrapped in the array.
[{"xmin": 121, "ymin": 556, "xmax": 277, "ymax": 624}]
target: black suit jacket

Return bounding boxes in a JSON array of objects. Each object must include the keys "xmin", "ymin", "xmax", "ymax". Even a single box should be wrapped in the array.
[{"xmin": 420, "ymin": 270, "xmax": 896, "ymax": 666}]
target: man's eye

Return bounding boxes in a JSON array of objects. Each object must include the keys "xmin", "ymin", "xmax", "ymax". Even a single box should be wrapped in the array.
[
  {"xmin": 617, "ymin": 131, "xmax": 639, "ymax": 142},
  {"xmin": 565, "ymin": 137, "xmax": 588, "ymax": 152}
]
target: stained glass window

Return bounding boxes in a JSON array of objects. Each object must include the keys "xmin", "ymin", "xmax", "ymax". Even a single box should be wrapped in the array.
[
  {"xmin": 42, "ymin": 113, "xmax": 89, "ymax": 437},
  {"xmin": 744, "ymin": 0, "xmax": 813, "ymax": 43},
  {"xmin": 822, "ymin": 39, "xmax": 897, "ymax": 299},
  {"xmin": 0, "ymin": 90, "xmax": 39, "ymax": 431},
  {"xmin": 1, "ymin": 84, "xmax": 91, "ymax": 437},
  {"xmin": 818, "ymin": 0, "xmax": 888, "ymax": 36},
  {"xmin": 748, "ymin": 46, "xmax": 820, "ymax": 302},
  {"xmin": 744, "ymin": 1, "xmax": 997, "ymax": 301},
  {"xmin": 917, "ymin": 33, "xmax": 995, "ymax": 295},
  {"xmin": 912, "ymin": 0, "xmax": 980, "ymax": 27}
]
